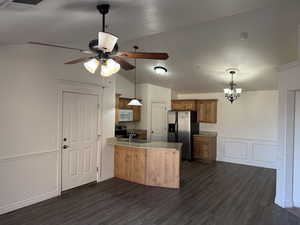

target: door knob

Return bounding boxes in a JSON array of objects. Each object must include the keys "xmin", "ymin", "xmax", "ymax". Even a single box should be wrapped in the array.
[{"xmin": 63, "ymin": 145, "xmax": 69, "ymax": 149}]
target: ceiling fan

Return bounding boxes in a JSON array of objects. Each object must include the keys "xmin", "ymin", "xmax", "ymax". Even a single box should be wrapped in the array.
[{"xmin": 28, "ymin": 4, "xmax": 169, "ymax": 76}]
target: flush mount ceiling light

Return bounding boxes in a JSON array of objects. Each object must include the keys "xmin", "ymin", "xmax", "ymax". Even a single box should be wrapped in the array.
[
  {"xmin": 128, "ymin": 46, "xmax": 143, "ymax": 106},
  {"xmin": 224, "ymin": 69, "xmax": 242, "ymax": 104},
  {"xmin": 154, "ymin": 66, "xmax": 167, "ymax": 75}
]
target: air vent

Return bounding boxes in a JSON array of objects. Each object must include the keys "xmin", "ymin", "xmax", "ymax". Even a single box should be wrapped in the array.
[{"xmin": 12, "ymin": 0, "xmax": 42, "ymax": 5}]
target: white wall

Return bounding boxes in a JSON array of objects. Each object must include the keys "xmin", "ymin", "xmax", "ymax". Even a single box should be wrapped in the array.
[
  {"xmin": 276, "ymin": 61, "xmax": 300, "ymax": 208},
  {"xmin": 137, "ymin": 84, "xmax": 172, "ymax": 140},
  {"xmin": 175, "ymin": 90, "xmax": 279, "ymax": 169},
  {"xmin": 115, "ymin": 74, "xmax": 135, "ymax": 98},
  {"xmin": 294, "ymin": 91, "xmax": 300, "ymax": 207},
  {"xmin": 0, "ymin": 45, "xmax": 115, "ymax": 214}
]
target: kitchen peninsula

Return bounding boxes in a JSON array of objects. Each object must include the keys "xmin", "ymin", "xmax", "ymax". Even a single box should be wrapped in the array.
[{"xmin": 108, "ymin": 138, "xmax": 182, "ymax": 189}]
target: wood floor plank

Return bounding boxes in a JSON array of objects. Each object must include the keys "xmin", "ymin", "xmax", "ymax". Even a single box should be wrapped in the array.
[{"xmin": 0, "ymin": 161, "xmax": 299, "ymax": 225}]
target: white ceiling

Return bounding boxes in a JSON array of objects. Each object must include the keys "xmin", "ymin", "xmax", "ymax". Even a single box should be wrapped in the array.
[{"xmin": 0, "ymin": 0, "xmax": 299, "ymax": 92}]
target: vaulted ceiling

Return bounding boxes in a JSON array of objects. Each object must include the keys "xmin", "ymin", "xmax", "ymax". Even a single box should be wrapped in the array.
[{"xmin": 0, "ymin": 0, "xmax": 299, "ymax": 92}]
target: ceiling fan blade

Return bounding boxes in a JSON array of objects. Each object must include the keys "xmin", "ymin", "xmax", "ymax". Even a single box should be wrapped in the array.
[
  {"xmin": 112, "ymin": 57, "xmax": 135, "ymax": 71},
  {"xmin": 116, "ymin": 51, "xmax": 169, "ymax": 60},
  {"xmin": 28, "ymin": 41, "xmax": 92, "ymax": 54},
  {"xmin": 64, "ymin": 56, "xmax": 95, "ymax": 65}
]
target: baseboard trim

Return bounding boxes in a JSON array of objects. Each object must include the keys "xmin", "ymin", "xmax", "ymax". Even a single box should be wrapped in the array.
[
  {"xmin": 0, "ymin": 190, "xmax": 58, "ymax": 215},
  {"xmin": 294, "ymin": 201, "xmax": 300, "ymax": 208},
  {"xmin": 275, "ymin": 197, "xmax": 284, "ymax": 207}
]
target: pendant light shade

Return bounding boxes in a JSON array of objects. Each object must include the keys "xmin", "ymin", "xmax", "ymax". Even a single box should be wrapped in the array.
[
  {"xmin": 128, "ymin": 99, "xmax": 142, "ymax": 106},
  {"xmin": 84, "ymin": 58, "xmax": 100, "ymax": 74},
  {"xmin": 128, "ymin": 45, "xmax": 142, "ymax": 106}
]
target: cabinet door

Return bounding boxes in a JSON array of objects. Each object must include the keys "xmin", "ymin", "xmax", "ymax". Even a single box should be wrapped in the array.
[
  {"xmin": 206, "ymin": 101, "xmax": 217, "ymax": 123},
  {"xmin": 196, "ymin": 100, "xmax": 217, "ymax": 123},
  {"xmin": 131, "ymin": 150, "xmax": 146, "ymax": 184},
  {"xmin": 118, "ymin": 98, "xmax": 132, "ymax": 109},
  {"xmin": 146, "ymin": 150, "xmax": 180, "ymax": 188},
  {"xmin": 132, "ymin": 106, "xmax": 141, "ymax": 121},
  {"xmin": 197, "ymin": 101, "xmax": 206, "ymax": 122},
  {"xmin": 115, "ymin": 147, "xmax": 133, "ymax": 180},
  {"xmin": 193, "ymin": 141, "xmax": 210, "ymax": 160},
  {"xmin": 172, "ymin": 100, "xmax": 196, "ymax": 111},
  {"xmin": 172, "ymin": 100, "xmax": 184, "ymax": 111}
]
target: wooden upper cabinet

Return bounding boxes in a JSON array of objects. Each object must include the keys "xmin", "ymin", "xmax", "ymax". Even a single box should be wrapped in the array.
[
  {"xmin": 171, "ymin": 99, "xmax": 217, "ymax": 123},
  {"xmin": 196, "ymin": 100, "xmax": 217, "ymax": 123},
  {"xmin": 118, "ymin": 98, "xmax": 132, "ymax": 110},
  {"xmin": 132, "ymin": 106, "xmax": 141, "ymax": 121},
  {"xmin": 171, "ymin": 100, "xmax": 197, "ymax": 111}
]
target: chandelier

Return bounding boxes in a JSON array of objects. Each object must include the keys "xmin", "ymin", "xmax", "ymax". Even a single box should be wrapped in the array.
[{"xmin": 224, "ymin": 69, "xmax": 242, "ymax": 104}]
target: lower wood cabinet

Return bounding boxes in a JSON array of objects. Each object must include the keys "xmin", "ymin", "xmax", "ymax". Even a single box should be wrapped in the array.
[
  {"xmin": 114, "ymin": 145, "xmax": 180, "ymax": 188},
  {"xmin": 115, "ymin": 146, "xmax": 146, "ymax": 184},
  {"xmin": 146, "ymin": 150, "xmax": 180, "ymax": 188},
  {"xmin": 193, "ymin": 135, "xmax": 216, "ymax": 162}
]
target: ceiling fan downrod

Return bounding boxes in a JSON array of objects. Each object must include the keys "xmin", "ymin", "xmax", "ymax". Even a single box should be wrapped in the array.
[{"xmin": 97, "ymin": 4, "xmax": 110, "ymax": 32}]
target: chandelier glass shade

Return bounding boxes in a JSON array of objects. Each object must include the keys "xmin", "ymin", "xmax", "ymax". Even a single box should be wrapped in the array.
[{"xmin": 224, "ymin": 70, "xmax": 242, "ymax": 103}]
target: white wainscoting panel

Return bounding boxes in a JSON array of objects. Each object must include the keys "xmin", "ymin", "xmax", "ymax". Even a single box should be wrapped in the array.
[
  {"xmin": 218, "ymin": 137, "xmax": 278, "ymax": 169},
  {"xmin": 0, "ymin": 150, "xmax": 58, "ymax": 215}
]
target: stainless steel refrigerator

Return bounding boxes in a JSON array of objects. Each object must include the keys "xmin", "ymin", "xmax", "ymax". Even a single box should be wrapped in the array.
[{"xmin": 168, "ymin": 111, "xmax": 199, "ymax": 160}]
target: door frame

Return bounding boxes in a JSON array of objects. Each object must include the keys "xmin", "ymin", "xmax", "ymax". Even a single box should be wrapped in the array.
[
  {"xmin": 57, "ymin": 79, "xmax": 103, "ymax": 195},
  {"xmin": 150, "ymin": 101, "xmax": 168, "ymax": 142}
]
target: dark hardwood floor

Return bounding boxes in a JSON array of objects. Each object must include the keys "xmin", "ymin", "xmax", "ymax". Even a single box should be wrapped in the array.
[{"xmin": 1, "ymin": 161, "xmax": 299, "ymax": 225}]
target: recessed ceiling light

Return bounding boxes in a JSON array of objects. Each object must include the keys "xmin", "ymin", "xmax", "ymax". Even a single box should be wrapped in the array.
[{"xmin": 154, "ymin": 66, "xmax": 167, "ymax": 75}]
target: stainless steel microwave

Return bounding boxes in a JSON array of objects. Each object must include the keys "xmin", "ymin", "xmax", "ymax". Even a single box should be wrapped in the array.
[{"xmin": 118, "ymin": 109, "xmax": 133, "ymax": 122}]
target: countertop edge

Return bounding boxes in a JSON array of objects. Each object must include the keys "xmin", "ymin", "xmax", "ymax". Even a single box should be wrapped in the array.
[{"xmin": 107, "ymin": 137, "xmax": 183, "ymax": 151}]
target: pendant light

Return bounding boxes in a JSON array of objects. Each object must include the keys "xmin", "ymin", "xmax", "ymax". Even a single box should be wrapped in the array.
[{"xmin": 128, "ymin": 46, "xmax": 143, "ymax": 106}]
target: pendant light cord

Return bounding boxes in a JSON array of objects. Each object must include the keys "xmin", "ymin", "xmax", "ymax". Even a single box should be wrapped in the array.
[{"xmin": 134, "ymin": 46, "xmax": 138, "ymax": 99}]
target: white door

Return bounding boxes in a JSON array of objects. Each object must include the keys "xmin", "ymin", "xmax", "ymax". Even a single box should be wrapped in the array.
[
  {"xmin": 62, "ymin": 92, "xmax": 98, "ymax": 191},
  {"xmin": 151, "ymin": 102, "xmax": 167, "ymax": 141}
]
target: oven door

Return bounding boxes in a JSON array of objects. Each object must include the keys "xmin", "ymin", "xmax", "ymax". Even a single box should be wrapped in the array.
[{"xmin": 118, "ymin": 109, "xmax": 133, "ymax": 122}]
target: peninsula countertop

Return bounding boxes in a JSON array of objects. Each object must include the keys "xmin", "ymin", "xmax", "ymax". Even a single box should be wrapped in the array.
[{"xmin": 107, "ymin": 137, "xmax": 182, "ymax": 151}]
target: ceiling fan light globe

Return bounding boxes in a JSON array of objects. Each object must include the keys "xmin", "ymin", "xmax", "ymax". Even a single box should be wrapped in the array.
[
  {"xmin": 100, "ymin": 59, "xmax": 120, "ymax": 77},
  {"xmin": 83, "ymin": 58, "xmax": 99, "ymax": 74},
  {"xmin": 98, "ymin": 32, "xmax": 118, "ymax": 53}
]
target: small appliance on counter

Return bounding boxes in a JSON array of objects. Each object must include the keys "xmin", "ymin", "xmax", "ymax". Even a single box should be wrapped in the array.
[
  {"xmin": 115, "ymin": 125, "xmax": 128, "ymax": 138},
  {"xmin": 168, "ymin": 111, "xmax": 199, "ymax": 161}
]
